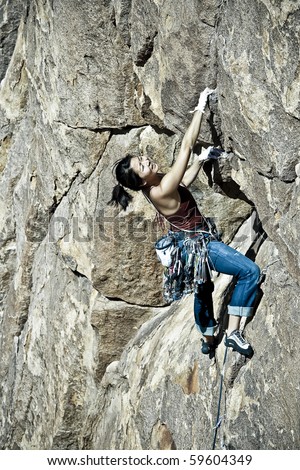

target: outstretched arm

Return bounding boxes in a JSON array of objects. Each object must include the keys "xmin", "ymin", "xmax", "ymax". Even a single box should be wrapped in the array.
[{"xmin": 151, "ymin": 88, "xmax": 213, "ymax": 199}]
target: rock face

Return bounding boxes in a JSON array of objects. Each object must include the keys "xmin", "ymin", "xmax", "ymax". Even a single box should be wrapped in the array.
[{"xmin": 0, "ymin": 0, "xmax": 299, "ymax": 450}]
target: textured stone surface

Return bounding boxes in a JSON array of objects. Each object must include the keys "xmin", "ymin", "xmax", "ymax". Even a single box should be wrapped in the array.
[
  {"xmin": 89, "ymin": 214, "xmax": 266, "ymax": 450},
  {"xmin": 217, "ymin": 0, "xmax": 300, "ymax": 279},
  {"xmin": 0, "ymin": 0, "xmax": 300, "ymax": 451}
]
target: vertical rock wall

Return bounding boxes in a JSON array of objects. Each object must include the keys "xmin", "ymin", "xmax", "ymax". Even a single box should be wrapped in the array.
[
  {"xmin": 217, "ymin": 0, "xmax": 300, "ymax": 279},
  {"xmin": 0, "ymin": 0, "xmax": 299, "ymax": 450}
]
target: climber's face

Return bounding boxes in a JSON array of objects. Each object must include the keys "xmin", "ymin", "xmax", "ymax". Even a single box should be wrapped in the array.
[{"xmin": 130, "ymin": 155, "xmax": 159, "ymax": 182}]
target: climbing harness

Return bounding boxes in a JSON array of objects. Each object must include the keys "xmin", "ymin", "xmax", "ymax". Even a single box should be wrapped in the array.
[
  {"xmin": 162, "ymin": 230, "xmax": 215, "ymax": 303},
  {"xmin": 143, "ymin": 190, "xmax": 220, "ymax": 303},
  {"xmin": 212, "ymin": 338, "xmax": 228, "ymax": 450}
]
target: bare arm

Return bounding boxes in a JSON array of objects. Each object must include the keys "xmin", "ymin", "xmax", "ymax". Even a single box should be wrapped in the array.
[
  {"xmin": 149, "ymin": 88, "xmax": 213, "ymax": 211},
  {"xmin": 152, "ymin": 110, "xmax": 204, "ymax": 198},
  {"xmin": 181, "ymin": 157, "xmax": 204, "ymax": 187},
  {"xmin": 181, "ymin": 145, "xmax": 215, "ymax": 186}
]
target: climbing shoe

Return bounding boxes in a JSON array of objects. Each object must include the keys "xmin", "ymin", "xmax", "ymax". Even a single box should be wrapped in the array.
[
  {"xmin": 201, "ymin": 338, "xmax": 217, "ymax": 355},
  {"xmin": 224, "ymin": 330, "xmax": 253, "ymax": 357}
]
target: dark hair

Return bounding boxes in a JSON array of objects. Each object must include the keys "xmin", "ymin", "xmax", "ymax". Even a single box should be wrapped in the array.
[{"xmin": 108, "ymin": 154, "xmax": 144, "ymax": 210}]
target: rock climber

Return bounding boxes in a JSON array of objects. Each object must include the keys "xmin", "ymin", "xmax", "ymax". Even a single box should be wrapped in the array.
[{"xmin": 108, "ymin": 88, "xmax": 261, "ymax": 357}]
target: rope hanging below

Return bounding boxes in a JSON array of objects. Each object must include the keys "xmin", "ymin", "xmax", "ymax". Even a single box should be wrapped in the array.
[{"xmin": 212, "ymin": 338, "xmax": 228, "ymax": 450}]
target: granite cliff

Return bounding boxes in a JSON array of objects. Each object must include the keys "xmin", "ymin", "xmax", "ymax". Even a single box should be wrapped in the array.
[{"xmin": 0, "ymin": 0, "xmax": 299, "ymax": 450}]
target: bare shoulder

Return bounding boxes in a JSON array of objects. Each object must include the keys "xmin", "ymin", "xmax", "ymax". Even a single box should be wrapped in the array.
[
  {"xmin": 148, "ymin": 185, "xmax": 180, "ymax": 214},
  {"xmin": 148, "ymin": 184, "xmax": 163, "ymax": 202}
]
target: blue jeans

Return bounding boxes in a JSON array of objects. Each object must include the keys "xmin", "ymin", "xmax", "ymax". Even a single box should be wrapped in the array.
[{"xmin": 194, "ymin": 241, "xmax": 261, "ymax": 336}]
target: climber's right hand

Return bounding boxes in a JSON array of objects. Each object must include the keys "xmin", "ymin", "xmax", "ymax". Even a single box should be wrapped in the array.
[{"xmin": 191, "ymin": 87, "xmax": 215, "ymax": 113}]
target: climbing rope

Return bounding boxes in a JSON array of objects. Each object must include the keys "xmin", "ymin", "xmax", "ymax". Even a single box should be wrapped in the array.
[
  {"xmin": 258, "ymin": 257, "xmax": 280, "ymax": 284},
  {"xmin": 211, "ymin": 257, "xmax": 280, "ymax": 449},
  {"xmin": 212, "ymin": 338, "xmax": 228, "ymax": 450}
]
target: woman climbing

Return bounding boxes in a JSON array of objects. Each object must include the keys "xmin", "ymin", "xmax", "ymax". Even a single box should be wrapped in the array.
[{"xmin": 109, "ymin": 88, "xmax": 261, "ymax": 357}]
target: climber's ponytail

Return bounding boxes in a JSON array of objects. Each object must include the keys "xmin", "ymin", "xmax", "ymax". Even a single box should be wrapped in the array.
[
  {"xmin": 108, "ymin": 183, "xmax": 133, "ymax": 210},
  {"xmin": 108, "ymin": 154, "xmax": 144, "ymax": 210}
]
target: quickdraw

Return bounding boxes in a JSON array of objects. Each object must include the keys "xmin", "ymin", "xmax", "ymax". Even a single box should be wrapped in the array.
[{"xmin": 162, "ymin": 231, "xmax": 215, "ymax": 303}]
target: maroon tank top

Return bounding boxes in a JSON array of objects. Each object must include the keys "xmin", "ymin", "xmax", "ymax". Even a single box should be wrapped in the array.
[{"xmin": 164, "ymin": 185, "xmax": 208, "ymax": 232}]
